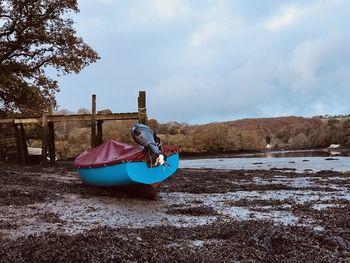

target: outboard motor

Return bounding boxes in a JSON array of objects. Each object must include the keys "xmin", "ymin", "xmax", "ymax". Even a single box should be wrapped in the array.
[{"xmin": 131, "ymin": 123, "xmax": 168, "ymax": 167}]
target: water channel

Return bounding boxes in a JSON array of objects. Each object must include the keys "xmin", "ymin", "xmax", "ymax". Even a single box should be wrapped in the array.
[{"xmin": 180, "ymin": 148, "xmax": 350, "ymax": 172}]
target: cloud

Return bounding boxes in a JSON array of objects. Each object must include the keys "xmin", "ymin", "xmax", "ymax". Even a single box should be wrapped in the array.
[
  {"xmin": 287, "ymin": 36, "xmax": 342, "ymax": 90},
  {"xmin": 264, "ymin": 6, "xmax": 299, "ymax": 31},
  {"xmin": 151, "ymin": 0, "xmax": 187, "ymax": 20},
  {"xmin": 263, "ymin": 0, "xmax": 347, "ymax": 32},
  {"xmin": 56, "ymin": 0, "xmax": 350, "ymax": 123},
  {"xmin": 190, "ymin": 22, "xmax": 221, "ymax": 48},
  {"xmin": 78, "ymin": 0, "xmax": 116, "ymax": 8}
]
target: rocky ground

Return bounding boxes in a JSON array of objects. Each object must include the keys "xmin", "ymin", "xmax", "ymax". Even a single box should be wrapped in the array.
[{"xmin": 0, "ymin": 162, "xmax": 350, "ymax": 262}]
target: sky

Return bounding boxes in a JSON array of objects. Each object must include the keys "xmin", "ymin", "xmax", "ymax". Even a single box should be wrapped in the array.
[{"xmin": 55, "ymin": 0, "xmax": 350, "ymax": 124}]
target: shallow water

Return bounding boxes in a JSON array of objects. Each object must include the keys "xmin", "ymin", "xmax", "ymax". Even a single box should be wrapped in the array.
[
  {"xmin": 232, "ymin": 148, "xmax": 350, "ymax": 158},
  {"xmin": 180, "ymin": 156, "xmax": 350, "ymax": 172}
]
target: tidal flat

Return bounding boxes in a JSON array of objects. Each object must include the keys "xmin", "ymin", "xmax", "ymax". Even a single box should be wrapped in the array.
[{"xmin": 0, "ymin": 163, "xmax": 349, "ymax": 262}]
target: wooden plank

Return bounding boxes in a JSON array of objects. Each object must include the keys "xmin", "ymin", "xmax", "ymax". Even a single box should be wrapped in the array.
[
  {"xmin": 0, "ymin": 119, "xmax": 14, "ymax": 124},
  {"xmin": 14, "ymin": 118, "xmax": 41, "ymax": 124},
  {"xmin": 48, "ymin": 113, "xmax": 139, "ymax": 122},
  {"xmin": 94, "ymin": 112, "xmax": 139, "ymax": 121},
  {"xmin": 7, "ymin": 112, "xmax": 139, "ymax": 124}
]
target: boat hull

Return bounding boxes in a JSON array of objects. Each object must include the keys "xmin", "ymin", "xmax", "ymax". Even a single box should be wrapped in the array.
[{"xmin": 77, "ymin": 153, "xmax": 179, "ymax": 187}]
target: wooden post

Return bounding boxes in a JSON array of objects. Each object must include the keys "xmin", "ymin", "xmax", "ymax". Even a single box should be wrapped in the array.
[
  {"xmin": 20, "ymin": 124, "xmax": 29, "ymax": 164},
  {"xmin": 91, "ymin": 94, "xmax": 96, "ymax": 148},
  {"xmin": 15, "ymin": 124, "xmax": 23, "ymax": 164},
  {"xmin": 48, "ymin": 122, "xmax": 55, "ymax": 163},
  {"xmin": 48, "ymin": 106, "xmax": 55, "ymax": 163},
  {"xmin": 41, "ymin": 114, "xmax": 48, "ymax": 163},
  {"xmin": 15, "ymin": 124, "xmax": 29, "ymax": 164},
  {"xmin": 138, "ymin": 91, "xmax": 147, "ymax": 125},
  {"xmin": 96, "ymin": 120, "xmax": 103, "ymax": 146}
]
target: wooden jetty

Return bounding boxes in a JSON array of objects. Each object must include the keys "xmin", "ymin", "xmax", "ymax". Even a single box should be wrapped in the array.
[{"xmin": 0, "ymin": 91, "xmax": 148, "ymax": 164}]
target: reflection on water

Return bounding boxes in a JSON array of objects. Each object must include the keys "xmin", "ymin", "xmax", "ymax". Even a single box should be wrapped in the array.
[
  {"xmin": 233, "ymin": 148, "xmax": 350, "ymax": 158},
  {"xmin": 180, "ymin": 148, "xmax": 350, "ymax": 172}
]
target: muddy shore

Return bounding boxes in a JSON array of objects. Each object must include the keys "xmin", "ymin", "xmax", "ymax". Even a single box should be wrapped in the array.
[{"xmin": 0, "ymin": 163, "xmax": 349, "ymax": 262}]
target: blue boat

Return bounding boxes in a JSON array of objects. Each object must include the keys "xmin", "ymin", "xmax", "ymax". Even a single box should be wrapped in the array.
[
  {"xmin": 77, "ymin": 151, "xmax": 179, "ymax": 187},
  {"xmin": 74, "ymin": 139, "xmax": 179, "ymax": 188}
]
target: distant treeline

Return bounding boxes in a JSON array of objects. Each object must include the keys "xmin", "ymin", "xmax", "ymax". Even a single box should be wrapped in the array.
[
  {"xmin": 152, "ymin": 116, "xmax": 350, "ymax": 153},
  {"xmin": 26, "ymin": 110, "xmax": 350, "ymax": 159},
  {"xmin": 312, "ymin": 114, "xmax": 350, "ymax": 119}
]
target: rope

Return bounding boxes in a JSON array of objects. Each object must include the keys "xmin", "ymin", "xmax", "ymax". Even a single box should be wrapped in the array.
[{"xmin": 138, "ymin": 107, "xmax": 147, "ymax": 114}]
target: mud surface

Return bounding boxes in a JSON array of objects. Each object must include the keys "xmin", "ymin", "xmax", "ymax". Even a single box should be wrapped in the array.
[{"xmin": 0, "ymin": 163, "xmax": 350, "ymax": 262}]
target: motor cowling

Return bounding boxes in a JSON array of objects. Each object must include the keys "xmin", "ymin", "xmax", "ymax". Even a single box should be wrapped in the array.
[{"xmin": 131, "ymin": 123, "xmax": 167, "ymax": 166}]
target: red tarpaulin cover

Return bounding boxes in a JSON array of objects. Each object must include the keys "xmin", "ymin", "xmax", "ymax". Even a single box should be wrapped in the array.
[{"xmin": 74, "ymin": 139, "xmax": 178, "ymax": 168}]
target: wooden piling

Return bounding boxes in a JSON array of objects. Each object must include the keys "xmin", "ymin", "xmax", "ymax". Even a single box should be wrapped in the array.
[
  {"xmin": 15, "ymin": 124, "xmax": 29, "ymax": 164},
  {"xmin": 96, "ymin": 120, "xmax": 103, "ymax": 146},
  {"xmin": 48, "ymin": 122, "xmax": 55, "ymax": 163},
  {"xmin": 41, "ymin": 114, "xmax": 48, "ymax": 163},
  {"xmin": 47, "ymin": 106, "xmax": 55, "ymax": 163},
  {"xmin": 138, "ymin": 91, "xmax": 147, "ymax": 125},
  {"xmin": 91, "ymin": 94, "xmax": 96, "ymax": 148}
]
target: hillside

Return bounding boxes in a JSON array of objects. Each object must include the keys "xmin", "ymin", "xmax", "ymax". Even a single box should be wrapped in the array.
[{"xmin": 157, "ymin": 116, "xmax": 350, "ymax": 153}]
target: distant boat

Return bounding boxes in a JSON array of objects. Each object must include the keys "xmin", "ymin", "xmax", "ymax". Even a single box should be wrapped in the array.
[
  {"xmin": 74, "ymin": 140, "xmax": 179, "ymax": 189},
  {"xmin": 328, "ymin": 144, "xmax": 341, "ymax": 149}
]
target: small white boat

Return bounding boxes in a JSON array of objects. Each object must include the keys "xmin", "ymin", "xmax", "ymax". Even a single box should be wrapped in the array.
[{"xmin": 328, "ymin": 144, "xmax": 341, "ymax": 149}]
